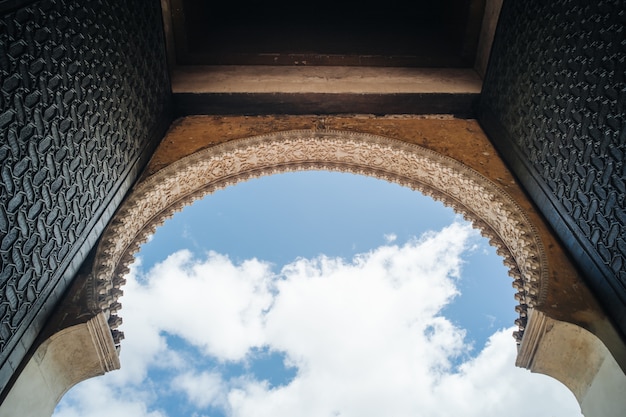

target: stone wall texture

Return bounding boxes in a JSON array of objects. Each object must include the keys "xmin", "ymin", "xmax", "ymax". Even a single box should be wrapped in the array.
[
  {"xmin": 479, "ymin": 0, "xmax": 626, "ymax": 335},
  {"xmin": 0, "ymin": 0, "xmax": 171, "ymax": 393}
]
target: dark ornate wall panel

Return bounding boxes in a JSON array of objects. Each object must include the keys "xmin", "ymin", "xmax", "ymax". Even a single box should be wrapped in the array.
[
  {"xmin": 479, "ymin": 0, "xmax": 626, "ymax": 336},
  {"xmin": 0, "ymin": 0, "xmax": 171, "ymax": 392}
]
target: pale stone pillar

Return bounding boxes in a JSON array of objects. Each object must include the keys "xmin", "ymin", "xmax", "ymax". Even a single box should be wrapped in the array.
[
  {"xmin": 518, "ymin": 309, "xmax": 626, "ymax": 417},
  {"xmin": 0, "ymin": 313, "xmax": 119, "ymax": 417}
]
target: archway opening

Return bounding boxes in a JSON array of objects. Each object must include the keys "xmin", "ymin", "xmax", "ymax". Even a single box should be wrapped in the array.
[{"xmin": 53, "ymin": 170, "xmax": 581, "ymax": 417}]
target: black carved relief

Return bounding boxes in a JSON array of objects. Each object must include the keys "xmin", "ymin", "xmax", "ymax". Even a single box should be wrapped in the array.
[
  {"xmin": 0, "ymin": 0, "xmax": 171, "ymax": 392},
  {"xmin": 480, "ymin": 0, "xmax": 626, "ymax": 331}
]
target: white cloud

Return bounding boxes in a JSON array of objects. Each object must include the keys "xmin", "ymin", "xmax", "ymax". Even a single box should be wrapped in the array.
[
  {"xmin": 171, "ymin": 371, "xmax": 227, "ymax": 410},
  {"xmin": 54, "ymin": 221, "xmax": 582, "ymax": 417},
  {"xmin": 433, "ymin": 328, "xmax": 582, "ymax": 417},
  {"xmin": 119, "ymin": 250, "xmax": 274, "ymax": 372},
  {"xmin": 384, "ymin": 233, "xmax": 397, "ymax": 243},
  {"xmin": 53, "ymin": 377, "xmax": 167, "ymax": 417}
]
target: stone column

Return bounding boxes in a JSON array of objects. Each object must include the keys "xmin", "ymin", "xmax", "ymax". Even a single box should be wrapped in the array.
[{"xmin": 0, "ymin": 313, "xmax": 119, "ymax": 417}]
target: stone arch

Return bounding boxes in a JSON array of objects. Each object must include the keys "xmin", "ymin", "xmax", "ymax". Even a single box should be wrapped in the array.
[
  {"xmin": 90, "ymin": 129, "xmax": 549, "ymax": 347},
  {"xmin": 5, "ymin": 127, "xmax": 625, "ymax": 417}
]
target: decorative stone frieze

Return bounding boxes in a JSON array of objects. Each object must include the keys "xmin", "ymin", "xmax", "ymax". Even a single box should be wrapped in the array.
[{"xmin": 92, "ymin": 129, "xmax": 548, "ymax": 346}]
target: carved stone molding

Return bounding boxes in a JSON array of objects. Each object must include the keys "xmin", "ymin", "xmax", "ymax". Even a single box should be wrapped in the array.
[{"xmin": 91, "ymin": 129, "xmax": 548, "ymax": 346}]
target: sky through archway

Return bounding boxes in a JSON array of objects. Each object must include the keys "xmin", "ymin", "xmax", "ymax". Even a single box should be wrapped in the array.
[{"xmin": 53, "ymin": 171, "xmax": 582, "ymax": 417}]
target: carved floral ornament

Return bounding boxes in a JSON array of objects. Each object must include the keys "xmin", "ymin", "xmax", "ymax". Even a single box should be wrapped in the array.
[{"xmin": 90, "ymin": 129, "xmax": 548, "ymax": 347}]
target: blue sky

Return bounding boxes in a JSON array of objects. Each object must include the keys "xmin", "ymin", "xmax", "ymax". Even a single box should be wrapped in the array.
[{"xmin": 54, "ymin": 171, "xmax": 582, "ymax": 417}]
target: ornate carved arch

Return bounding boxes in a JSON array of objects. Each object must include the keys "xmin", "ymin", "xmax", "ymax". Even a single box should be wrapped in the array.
[{"xmin": 90, "ymin": 129, "xmax": 549, "ymax": 347}]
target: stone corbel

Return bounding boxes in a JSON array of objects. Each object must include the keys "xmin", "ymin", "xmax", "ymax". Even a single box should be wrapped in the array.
[
  {"xmin": 517, "ymin": 309, "xmax": 626, "ymax": 417},
  {"xmin": 0, "ymin": 312, "xmax": 119, "ymax": 417}
]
